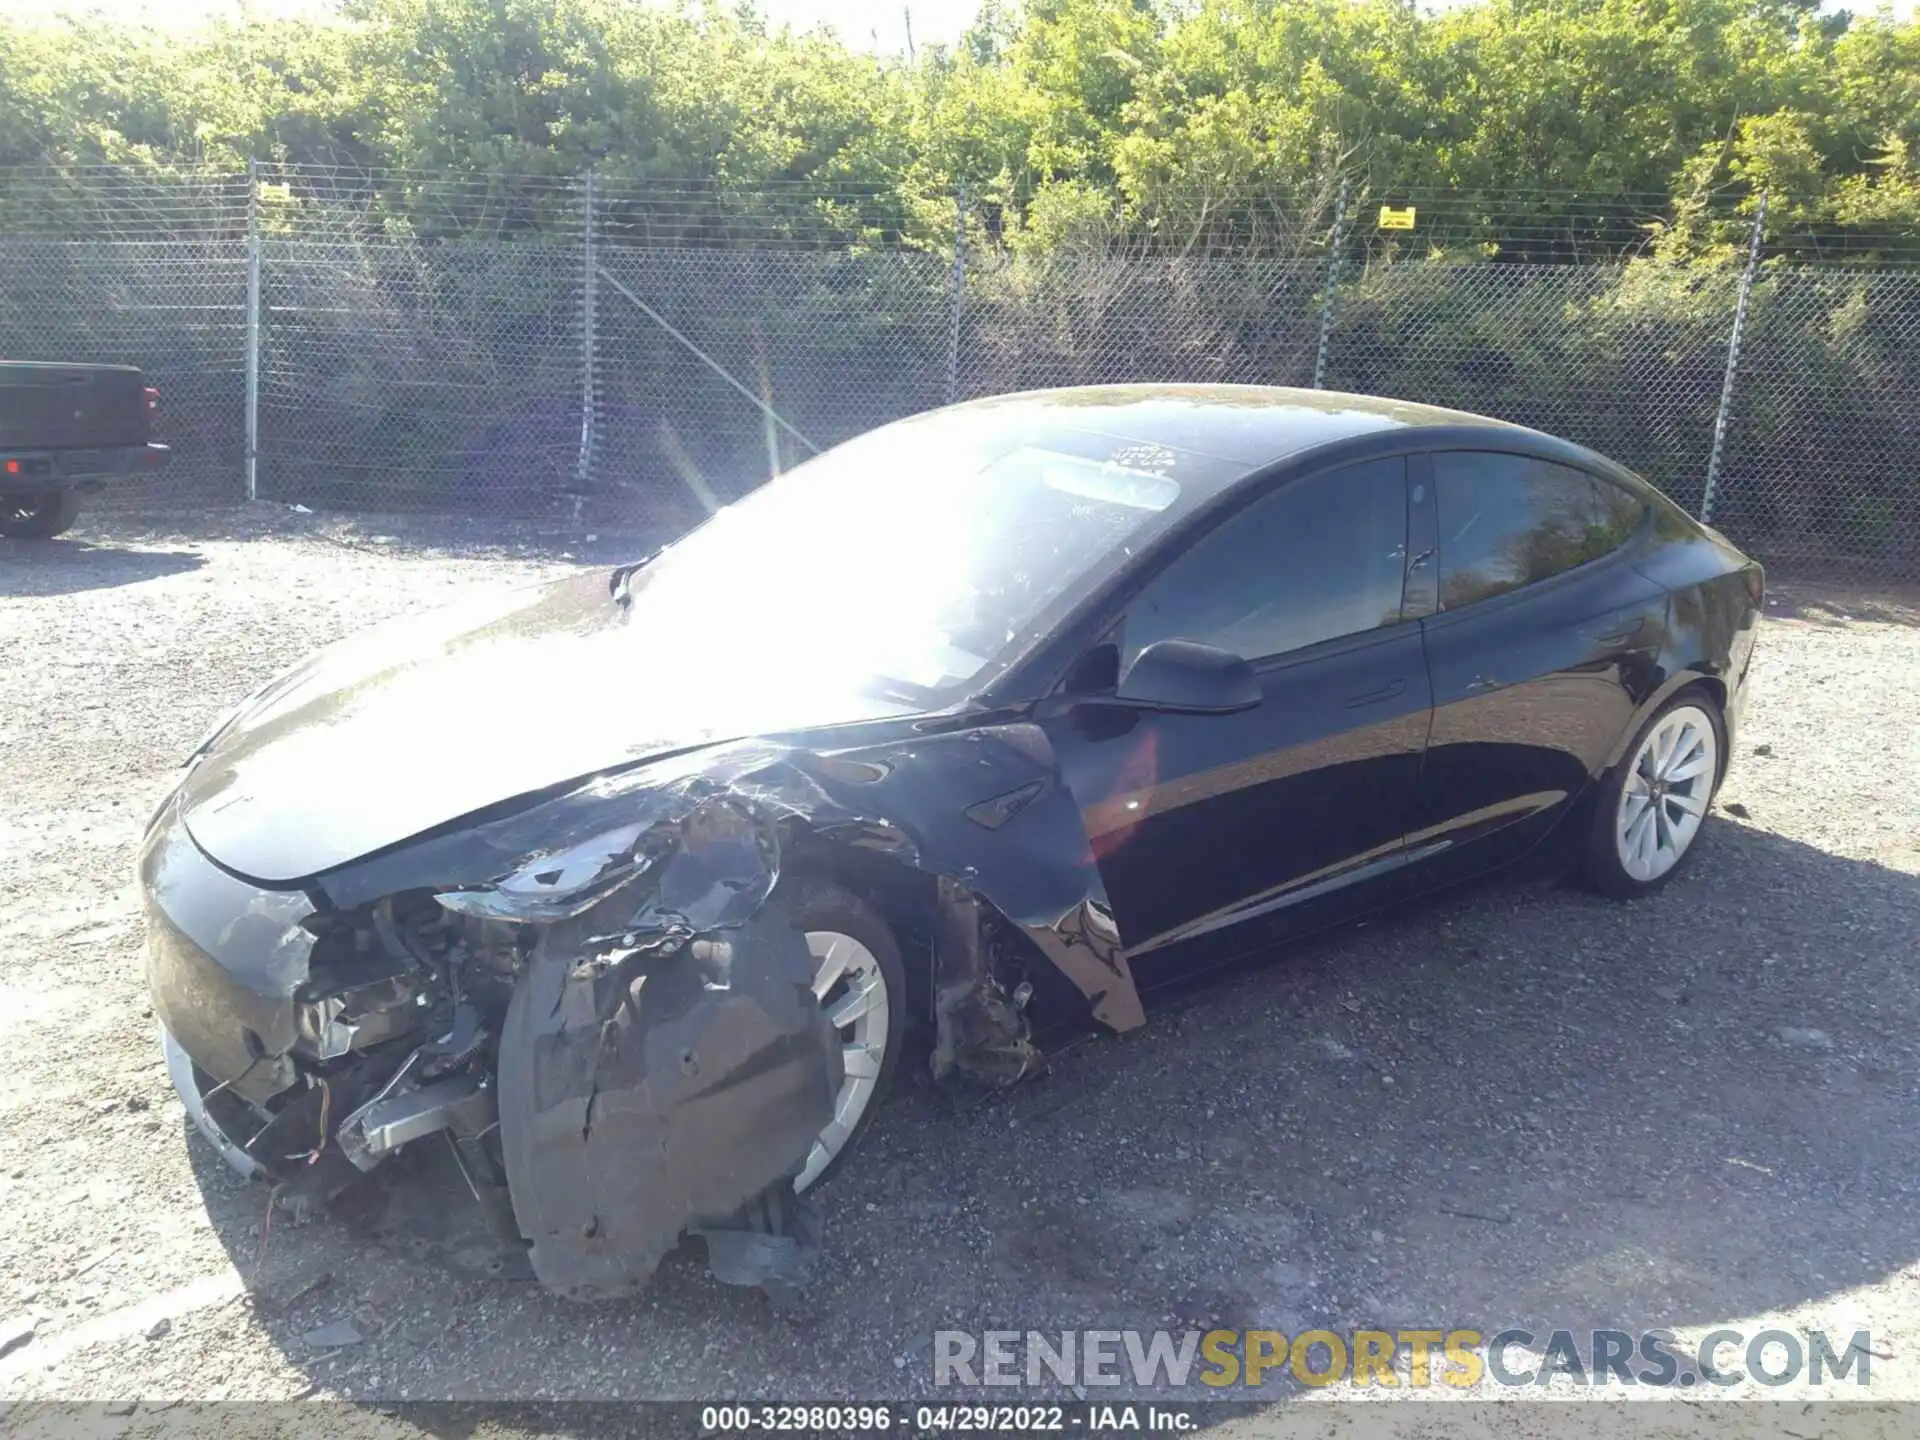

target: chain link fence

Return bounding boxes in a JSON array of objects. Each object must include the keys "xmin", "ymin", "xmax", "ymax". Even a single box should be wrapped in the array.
[
  {"xmin": 1712, "ymin": 267, "xmax": 1920, "ymax": 571},
  {"xmin": 1, "ymin": 163, "xmax": 1917, "ymax": 578},
  {"xmin": 1324, "ymin": 261, "xmax": 1739, "ymax": 517},
  {"xmin": 959, "ymin": 253, "xmax": 1326, "ymax": 395},
  {"xmin": 257, "ymin": 238, "xmax": 584, "ymax": 511},
  {"xmin": 0, "ymin": 169, "xmax": 249, "ymax": 505},
  {"xmin": 591, "ymin": 246, "xmax": 954, "ymax": 534},
  {"xmin": 0, "ymin": 238, "xmax": 248, "ymax": 504}
]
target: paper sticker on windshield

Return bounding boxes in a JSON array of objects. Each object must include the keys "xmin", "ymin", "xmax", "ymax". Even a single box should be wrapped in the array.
[
  {"xmin": 1035, "ymin": 452, "xmax": 1181, "ymax": 512},
  {"xmin": 880, "ymin": 637, "xmax": 991, "ymax": 690}
]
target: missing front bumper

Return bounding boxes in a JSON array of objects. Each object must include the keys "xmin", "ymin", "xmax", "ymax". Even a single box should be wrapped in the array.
[{"xmin": 157, "ymin": 910, "xmax": 845, "ymax": 1302}]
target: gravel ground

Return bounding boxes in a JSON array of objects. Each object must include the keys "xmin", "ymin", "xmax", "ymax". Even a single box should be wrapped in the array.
[{"xmin": 2, "ymin": 505, "xmax": 1918, "ymax": 1420}]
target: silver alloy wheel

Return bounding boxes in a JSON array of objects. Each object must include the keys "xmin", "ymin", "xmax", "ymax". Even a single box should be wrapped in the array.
[
  {"xmin": 1616, "ymin": 703, "xmax": 1718, "ymax": 883},
  {"xmin": 795, "ymin": 928, "xmax": 891, "ymax": 1192}
]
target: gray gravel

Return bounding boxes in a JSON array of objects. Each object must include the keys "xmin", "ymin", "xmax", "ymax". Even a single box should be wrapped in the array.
[{"xmin": 2, "ymin": 507, "xmax": 1918, "ymax": 1410}]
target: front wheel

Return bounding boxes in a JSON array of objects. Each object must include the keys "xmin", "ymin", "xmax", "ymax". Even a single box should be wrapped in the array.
[
  {"xmin": 776, "ymin": 877, "xmax": 906, "ymax": 1193},
  {"xmin": 1582, "ymin": 692, "xmax": 1725, "ymax": 898},
  {"xmin": 0, "ymin": 490, "xmax": 81, "ymax": 540}
]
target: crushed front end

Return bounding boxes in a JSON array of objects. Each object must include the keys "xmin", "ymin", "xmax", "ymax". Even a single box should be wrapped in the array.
[
  {"xmin": 141, "ymin": 778, "xmax": 842, "ymax": 1300},
  {"xmin": 144, "ymin": 725, "xmax": 1137, "ymax": 1303}
]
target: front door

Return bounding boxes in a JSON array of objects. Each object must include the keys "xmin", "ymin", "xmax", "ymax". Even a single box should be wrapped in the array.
[{"xmin": 1043, "ymin": 456, "xmax": 1432, "ymax": 967}]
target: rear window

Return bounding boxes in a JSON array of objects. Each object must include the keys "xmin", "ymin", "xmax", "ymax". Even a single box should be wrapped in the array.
[{"xmin": 1433, "ymin": 452, "xmax": 1643, "ymax": 609}]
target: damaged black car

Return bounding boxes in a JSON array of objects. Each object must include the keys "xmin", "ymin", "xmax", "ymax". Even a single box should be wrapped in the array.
[{"xmin": 143, "ymin": 384, "xmax": 1762, "ymax": 1300}]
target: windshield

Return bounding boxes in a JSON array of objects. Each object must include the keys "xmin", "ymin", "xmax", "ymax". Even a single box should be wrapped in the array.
[{"xmin": 617, "ymin": 405, "xmax": 1235, "ymax": 705}]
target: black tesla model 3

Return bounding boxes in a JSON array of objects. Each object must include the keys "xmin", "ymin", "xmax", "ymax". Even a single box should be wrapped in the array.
[{"xmin": 141, "ymin": 385, "xmax": 1762, "ymax": 1298}]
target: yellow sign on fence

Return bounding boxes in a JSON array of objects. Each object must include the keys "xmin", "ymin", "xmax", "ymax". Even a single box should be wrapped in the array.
[
  {"xmin": 1377, "ymin": 205, "xmax": 1417, "ymax": 231},
  {"xmin": 258, "ymin": 182, "xmax": 292, "ymax": 202}
]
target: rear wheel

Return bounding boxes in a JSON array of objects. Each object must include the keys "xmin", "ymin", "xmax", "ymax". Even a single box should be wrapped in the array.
[
  {"xmin": 0, "ymin": 490, "xmax": 81, "ymax": 540},
  {"xmin": 1582, "ymin": 692, "xmax": 1724, "ymax": 898},
  {"xmin": 778, "ymin": 877, "xmax": 906, "ymax": 1192}
]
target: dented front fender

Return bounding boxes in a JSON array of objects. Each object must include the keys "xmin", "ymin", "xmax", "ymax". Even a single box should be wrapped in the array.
[
  {"xmin": 305, "ymin": 720, "xmax": 1141, "ymax": 1298},
  {"xmin": 316, "ymin": 722, "xmax": 1144, "ymax": 1038}
]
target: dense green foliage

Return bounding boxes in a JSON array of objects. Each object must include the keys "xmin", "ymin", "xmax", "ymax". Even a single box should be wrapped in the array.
[
  {"xmin": 3, "ymin": 1, "xmax": 1915, "ymax": 568},
  {"xmin": 3, "ymin": 0, "xmax": 1918, "ymax": 250}
]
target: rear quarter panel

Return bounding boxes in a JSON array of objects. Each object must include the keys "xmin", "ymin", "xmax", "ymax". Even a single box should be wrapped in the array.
[{"xmin": 1621, "ymin": 509, "xmax": 1765, "ymax": 762}]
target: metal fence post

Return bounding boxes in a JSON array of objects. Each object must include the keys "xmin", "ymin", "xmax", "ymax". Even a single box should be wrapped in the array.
[
  {"xmin": 575, "ymin": 169, "xmax": 599, "ymax": 501},
  {"xmin": 1312, "ymin": 176, "xmax": 1352, "ymax": 390},
  {"xmin": 244, "ymin": 159, "xmax": 262, "ymax": 502},
  {"xmin": 1702, "ymin": 193, "xmax": 1768, "ymax": 524},
  {"xmin": 947, "ymin": 186, "xmax": 966, "ymax": 405}
]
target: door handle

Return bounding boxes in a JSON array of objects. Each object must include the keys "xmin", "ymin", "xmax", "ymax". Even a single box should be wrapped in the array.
[
  {"xmin": 1344, "ymin": 678, "xmax": 1406, "ymax": 708},
  {"xmin": 1585, "ymin": 617, "xmax": 1647, "ymax": 647}
]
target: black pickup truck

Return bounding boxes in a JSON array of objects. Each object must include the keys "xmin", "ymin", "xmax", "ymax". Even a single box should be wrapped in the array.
[{"xmin": 1, "ymin": 361, "xmax": 171, "ymax": 539}]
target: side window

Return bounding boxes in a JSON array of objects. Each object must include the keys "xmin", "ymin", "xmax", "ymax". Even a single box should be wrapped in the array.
[
  {"xmin": 1590, "ymin": 477, "xmax": 1648, "ymax": 551},
  {"xmin": 1120, "ymin": 457, "xmax": 1408, "ymax": 666},
  {"xmin": 1433, "ymin": 453, "xmax": 1640, "ymax": 610}
]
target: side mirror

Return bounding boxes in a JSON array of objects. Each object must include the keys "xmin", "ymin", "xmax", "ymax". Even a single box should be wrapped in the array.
[{"xmin": 1112, "ymin": 639, "xmax": 1260, "ymax": 715}]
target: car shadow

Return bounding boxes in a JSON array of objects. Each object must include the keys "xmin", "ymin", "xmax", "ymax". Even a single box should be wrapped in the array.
[
  {"xmin": 0, "ymin": 537, "xmax": 204, "ymax": 596},
  {"xmin": 183, "ymin": 815, "xmax": 1920, "ymax": 1405}
]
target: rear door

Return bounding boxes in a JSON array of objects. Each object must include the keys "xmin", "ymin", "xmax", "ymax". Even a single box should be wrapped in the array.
[
  {"xmin": 1408, "ymin": 450, "xmax": 1668, "ymax": 880},
  {"xmin": 1044, "ymin": 456, "xmax": 1432, "ymax": 966}
]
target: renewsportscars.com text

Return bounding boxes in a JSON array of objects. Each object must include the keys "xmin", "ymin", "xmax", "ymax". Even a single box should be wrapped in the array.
[{"xmin": 933, "ymin": 1328, "xmax": 1875, "ymax": 1390}]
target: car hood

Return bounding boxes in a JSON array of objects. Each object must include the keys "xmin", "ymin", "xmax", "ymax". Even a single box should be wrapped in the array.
[{"xmin": 178, "ymin": 568, "xmax": 916, "ymax": 883}]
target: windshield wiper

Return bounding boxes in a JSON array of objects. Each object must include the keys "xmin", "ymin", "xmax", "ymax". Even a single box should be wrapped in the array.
[{"xmin": 609, "ymin": 549, "xmax": 663, "ymax": 609}]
